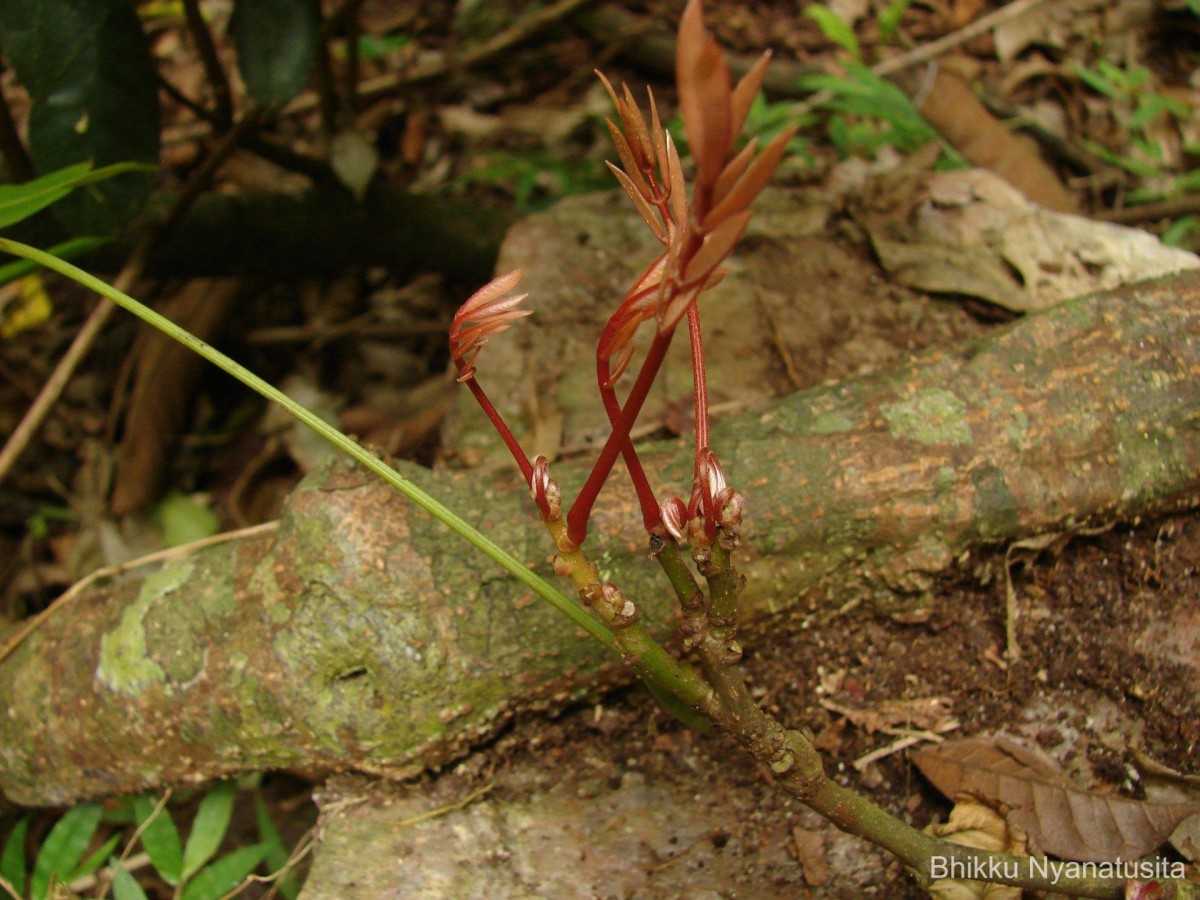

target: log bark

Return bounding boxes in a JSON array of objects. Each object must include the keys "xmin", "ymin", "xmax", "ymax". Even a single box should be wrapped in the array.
[{"xmin": 3, "ymin": 271, "xmax": 1200, "ymax": 806}]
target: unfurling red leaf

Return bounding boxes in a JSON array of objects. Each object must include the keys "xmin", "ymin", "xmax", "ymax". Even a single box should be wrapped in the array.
[
  {"xmin": 711, "ymin": 139, "xmax": 758, "ymax": 210},
  {"xmin": 913, "ymin": 736, "xmax": 1200, "ymax": 862},
  {"xmin": 449, "ymin": 270, "xmax": 530, "ymax": 380},
  {"xmin": 608, "ymin": 163, "xmax": 666, "ymax": 243},
  {"xmin": 621, "ymin": 82, "xmax": 656, "ymax": 168},
  {"xmin": 676, "ymin": 0, "xmax": 732, "ymax": 189},
  {"xmin": 704, "ymin": 125, "xmax": 797, "ymax": 230},
  {"xmin": 682, "ymin": 210, "xmax": 752, "ymax": 288},
  {"xmin": 605, "ymin": 120, "xmax": 653, "ymax": 204},
  {"xmin": 730, "ymin": 51, "xmax": 772, "ymax": 138},
  {"xmin": 666, "ymin": 134, "xmax": 689, "ymax": 227}
]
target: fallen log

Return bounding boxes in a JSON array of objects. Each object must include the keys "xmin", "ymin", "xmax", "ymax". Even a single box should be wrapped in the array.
[{"xmin": 3, "ymin": 270, "xmax": 1200, "ymax": 806}]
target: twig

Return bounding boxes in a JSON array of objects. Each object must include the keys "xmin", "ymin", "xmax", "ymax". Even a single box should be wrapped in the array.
[
  {"xmin": 228, "ymin": 825, "xmax": 316, "ymax": 900},
  {"xmin": 182, "ymin": 0, "xmax": 234, "ymax": 130},
  {"xmin": 1096, "ymin": 193, "xmax": 1200, "ymax": 225},
  {"xmin": 0, "ymin": 107, "xmax": 262, "ymax": 488},
  {"xmin": 69, "ymin": 853, "xmax": 151, "ymax": 894},
  {"xmin": 0, "ymin": 521, "xmax": 279, "ymax": 665},
  {"xmin": 872, "ymin": 0, "xmax": 1053, "ymax": 77},
  {"xmin": 281, "ymin": 0, "xmax": 599, "ymax": 118},
  {"xmin": 395, "ymin": 782, "xmax": 495, "ymax": 829}
]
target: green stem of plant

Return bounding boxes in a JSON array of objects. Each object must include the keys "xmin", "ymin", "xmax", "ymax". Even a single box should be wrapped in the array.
[
  {"xmin": 0, "ymin": 237, "xmax": 613, "ymax": 649},
  {"xmin": 543, "ymin": 519, "xmax": 714, "ymax": 720},
  {"xmin": 651, "ymin": 532, "xmax": 704, "ymax": 609},
  {"xmin": 776, "ymin": 730, "xmax": 1138, "ymax": 899},
  {"xmin": 704, "ymin": 536, "xmax": 741, "ymax": 622}
]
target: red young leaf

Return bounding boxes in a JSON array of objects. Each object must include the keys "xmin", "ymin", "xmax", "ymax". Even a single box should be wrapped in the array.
[
  {"xmin": 449, "ymin": 269, "xmax": 530, "ymax": 380},
  {"xmin": 608, "ymin": 162, "xmax": 667, "ymax": 243},
  {"xmin": 665, "ymin": 133, "xmax": 688, "ymax": 227},
  {"xmin": 606, "ymin": 120, "xmax": 653, "ymax": 203},
  {"xmin": 681, "ymin": 209, "xmax": 752, "ymax": 288},
  {"xmin": 704, "ymin": 125, "xmax": 796, "ymax": 230},
  {"xmin": 730, "ymin": 51, "xmax": 772, "ymax": 138},
  {"xmin": 676, "ymin": 0, "xmax": 732, "ymax": 190},
  {"xmin": 711, "ymin": 138, "xmax": 758, "ymax": 210},
  {"xmin": 621, "ymin": 82, "xmax": 655, "ymax": 167},
  {"xmin": 648, "ymin": 89, "xmax": 668, "ymax": 187},
  {"xmin": 657, "ymin": 279, "xmax": 707, "ymax": 335}
]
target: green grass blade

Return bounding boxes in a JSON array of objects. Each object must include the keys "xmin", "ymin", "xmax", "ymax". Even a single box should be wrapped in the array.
[
  {"xmin": 132, "ymin": 794, "xmax": 183, "ymax": 886},
  {"xmin": 0, "ymin": 237, "xmax": 613, "ymax": 651},
  {"xmin": 181, "ymin": 781, "xmax": 237, "ymax": 881},
  {"xmin": 180, "ymin": 843, "xmax": 269, "ymax": 900},
  {"xmin": 30, "ymin": 802, "xmax": 102, "ymax": 900},
  {"xmin": 0, "ymin": 237, "xmax": 109, "ymax": 288},
  {"xmin": 803, "ymin": 5, "xmax": 861, "ymax": 60}
]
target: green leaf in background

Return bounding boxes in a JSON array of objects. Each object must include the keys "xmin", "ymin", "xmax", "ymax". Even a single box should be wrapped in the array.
[
  {"xmin": 154, "ymin": 492, "xmax": 221, "ymax": 548},
  {"xmin": 255, "ymin": 794, "xmax": 300, "ymax": 900},
  {"xmin": 133, "ymin": 794, "xmax": 183, "ymax": 886},
  {"xmin": 804, "ymin": 4, "xmax": 861, "ymax": 60},
  {"xmin": 231, "ymin": 0, "xmax": 320, "ymax": 106},
  {"xmin": 29, "ymin": 802, "xmax": 102, "ymax": 900},
  {"xmin": 1, "ymin": 815, "xmax": 30, "ymax": 896},
  {"xmin": 181, "ymin": 781, "xmax": 237, "ymax": 881},
  {"xmin": 180, "ymin": 843, "xmax": 269, "ymax": 900},
  {"xmin": 0, "ymin": 162, "xmax": 152, "ymax": 231},
  {"xmin": 1072, "ymin": 63, "xmax": 1121, "ymax": 98},
  {"xmin": 110, "ymin": 859, "xmax": 150, "ymax": 900},
  {"xmin": 69, "ymin": 832, "xmax": 121, "ymax": 883},
  {"xmin": 1162, "ymin": 214, "xmax": 1200, "ymax": 250},
  {"xmin": 878, "ymin": 0, "xmax": 913, "ymax": 41},
  {"xmin": 0, "ymin": 0, "xmax": 160, "ymax": 235}
]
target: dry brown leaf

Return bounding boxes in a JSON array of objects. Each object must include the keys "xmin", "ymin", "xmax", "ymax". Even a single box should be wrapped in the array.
[
  {"xmin": 913, "ymin": 736, "xmax": 1200, "ymax": 862},
  {"xmin": 821, "ymin": 696, "xmax": 955, "ymax": 735},
  {"xmin": 1133, "ymin": 749, "xmax": 1200, "ymax": 863},
  {"xmin": 925, "ymin": 797, "xmax": 1025, "ymax": 900}
]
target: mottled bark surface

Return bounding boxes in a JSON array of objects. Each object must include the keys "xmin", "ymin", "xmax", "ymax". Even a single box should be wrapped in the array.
[{"xmin": 3, "ymin": 271, "xmax": 1200, "ymax": 806}]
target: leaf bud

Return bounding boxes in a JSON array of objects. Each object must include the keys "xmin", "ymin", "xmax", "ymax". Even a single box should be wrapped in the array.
[{"xmin": 660, "ymin": 496, "xmax": 689, "ymax": 543}]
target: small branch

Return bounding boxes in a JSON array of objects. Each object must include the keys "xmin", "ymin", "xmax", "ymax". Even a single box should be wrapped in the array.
[
  {"xmin": 872, "ymin": 0, "xmax": 1053, "ymax": 78},
  {"xmin": 1096, "ymin": 193, "xmax": 1200, "ymax": 226},
  {"xmin": 323, "ymin": 0, "xmax": 365, "ymax": 118},
  {"xmin": 181, "ymin": 0, "xmax": 234, "ymax": 131},
  {"xmin": 280, "ymin": 0, "xmax": 598, "ymax": 120},
  {"xmin": 311, "ymin": 0, "xmax": 342, "ymax": 137}
]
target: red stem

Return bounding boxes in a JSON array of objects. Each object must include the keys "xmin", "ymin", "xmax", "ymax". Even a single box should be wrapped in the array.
[
  {"xmin": 465, "ymin": 378, "xmax": 533, "ymax": 483},
  {"xmin": 567, "ymin": 330, "xmax": 675, "ymax": 544},
  {"xmin": 687, "ymin": 303, "xmax": 709, "ymax": 471},
  {"xmin": 597, "ymin": 380, "xmax": 662, "ymax": 534}
]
